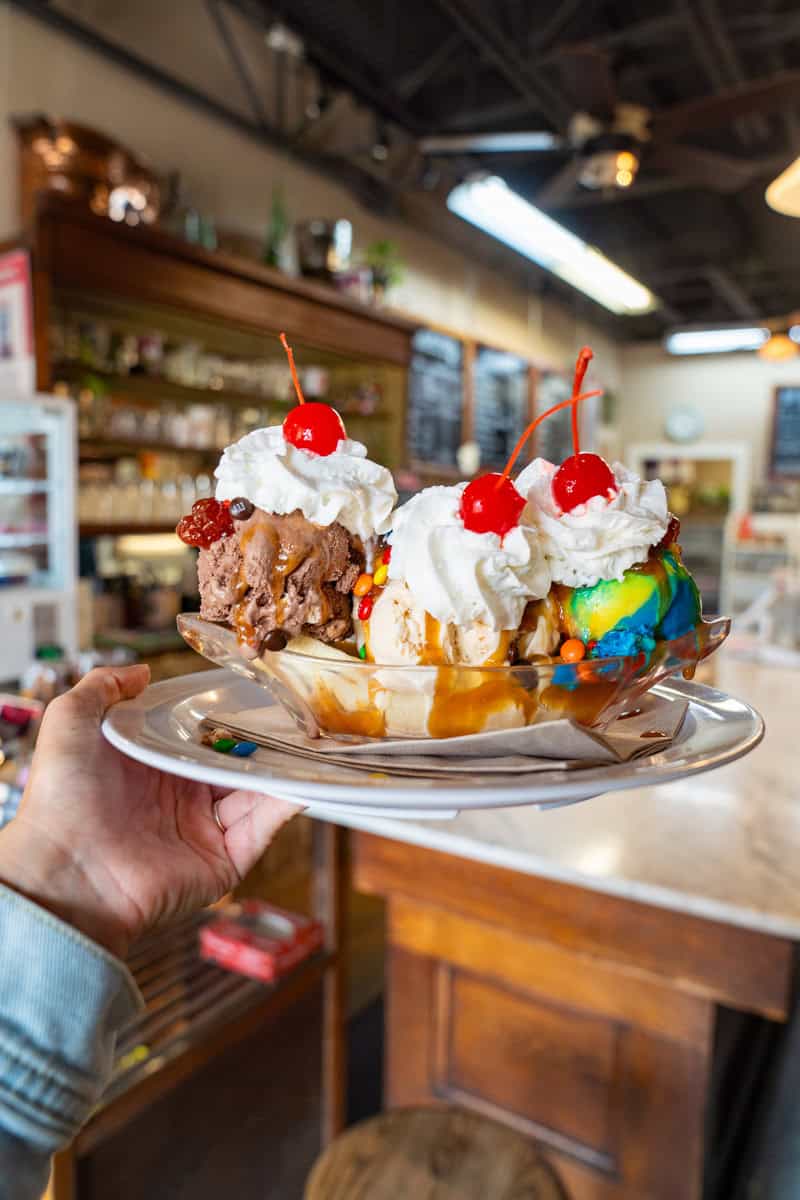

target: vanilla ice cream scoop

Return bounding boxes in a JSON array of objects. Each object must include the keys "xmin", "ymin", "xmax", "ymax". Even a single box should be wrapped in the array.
[
  {"xmin": 355, "ymin": 481, "xmax": 551, "ymax": 668},
  {"xmin": 387, "ymin": 483, "xmax": 551, "ymax": 630},
  {"xmin": 360, "ymin": 580, "xmax": 512, "ymax": 667}
]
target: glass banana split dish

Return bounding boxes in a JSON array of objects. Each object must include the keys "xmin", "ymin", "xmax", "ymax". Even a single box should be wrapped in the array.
[{"xmin": 177, "ymin": 338, "xmax": 729, "ymax": 741}]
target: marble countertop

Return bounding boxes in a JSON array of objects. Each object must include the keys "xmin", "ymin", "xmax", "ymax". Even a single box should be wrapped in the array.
[{"xmin": 335, "ymin": 655, "xmax": 800, "ymax": 940}]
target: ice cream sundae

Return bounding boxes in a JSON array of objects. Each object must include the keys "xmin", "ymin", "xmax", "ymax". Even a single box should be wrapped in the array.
[{"xmin": 178, "ymin": 339, "xmax": 723, "ymax": 738}]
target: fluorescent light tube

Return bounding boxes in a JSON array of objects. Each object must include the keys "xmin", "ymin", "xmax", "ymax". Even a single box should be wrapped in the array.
[
  {"xmin": 446, "ymin": 175, "xmax": 657, "ymax": 315},
  {"xmin": 665, "ymin": 327, "xmax": 769, "ymax": 355}
]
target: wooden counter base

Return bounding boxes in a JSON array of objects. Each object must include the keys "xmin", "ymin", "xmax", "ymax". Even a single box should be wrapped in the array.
[{"xmin": 353, "ymin": 834, "xmax": 794, "ymax": 1200}]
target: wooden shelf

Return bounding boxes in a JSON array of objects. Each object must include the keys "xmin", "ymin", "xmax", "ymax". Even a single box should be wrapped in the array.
[
  {"xmin": 56, "ymin": 361, "xmax": 293, "ymax": 411},
  {"xmin": 80, "ymin": 437, "xmax": 219, "ymax": 459},
  {"xmin": 35, "ymin": 194, "xmax": 415, "ymax": 368},
  {"xmin": 61, "ymin": 363, "xmax": 394, "ymax": 427},
  {"xmin": 75, "ymin": 909, "xmax": 332, "ymax": 1154},
  {"xmin": 79, "ymin": 522, "xmax": 179, "ymax": 537}
]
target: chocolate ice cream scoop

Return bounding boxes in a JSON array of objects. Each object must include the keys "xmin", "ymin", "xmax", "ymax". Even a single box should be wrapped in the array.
[{"xmin": 198, "ymin": 507, "xmax": 364, "ymax": 654}]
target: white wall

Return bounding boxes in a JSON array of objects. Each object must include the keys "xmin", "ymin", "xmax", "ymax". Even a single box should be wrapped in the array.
[
  {"xmin": 618, "ymin": 342, "xmax": 800, "ymax": 480},
  {"xmin": 0, "ymin": 3, "xmax": 621, "ymax": 383}
]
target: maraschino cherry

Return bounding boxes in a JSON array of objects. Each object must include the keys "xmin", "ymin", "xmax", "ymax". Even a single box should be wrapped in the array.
[
  {"xmin": 551, "ymin": 346, "xmax": 618, "ymax": 513},
  {"xmin": 460, "ymin": 473, "xmax": 525, "ymax": 537},
  {"xmin": 552, "ymin": 452, "xmax": 617, "ymax": 512},
  {"xmin": 280, "ymin": 332, "xmax": 346, "ymax": 456},
  {"xmin": 460, "ymin": 351, "xmax": 603, "ymax": 539},
  {"xmin": 177, "ymin": 498, "xmax": 234, "ymax": 549}
]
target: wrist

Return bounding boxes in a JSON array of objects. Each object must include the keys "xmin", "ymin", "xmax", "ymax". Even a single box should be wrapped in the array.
[{"xmin": 0, "ymin": 819, "xmax": 130, "ymax": 959}]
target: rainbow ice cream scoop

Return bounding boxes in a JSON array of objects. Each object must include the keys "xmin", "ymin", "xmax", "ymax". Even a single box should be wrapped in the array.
[{"xmin": 558, "ymin": 548, "xmax": 701, "ymax": 659}]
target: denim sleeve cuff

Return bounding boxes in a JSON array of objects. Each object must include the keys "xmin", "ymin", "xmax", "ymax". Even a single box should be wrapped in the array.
[{"xmin": 0, "ymin": 882, "xmax": 143, "ymax": 1151}]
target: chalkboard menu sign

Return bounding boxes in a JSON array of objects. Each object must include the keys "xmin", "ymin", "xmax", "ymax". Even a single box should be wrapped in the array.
[
  {"xmin": 473, "ymin": 348, "xmax": 530, "ymax": 469},
  {"xmin": 407, "ymin": 328, "xmax": 463, "ymax": 466},
  {"xmin": 771, "ymin": 386, "xmax": 800, "ymax": 478},
  {"xmin": 536, "ymin": 370, "xmax": 572, "ymax": 465}
]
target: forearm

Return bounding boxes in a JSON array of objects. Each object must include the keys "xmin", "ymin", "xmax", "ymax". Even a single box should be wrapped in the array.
[{"xmin": 0, "ymin": 880, "xmax": 141, "ymax": 1200}]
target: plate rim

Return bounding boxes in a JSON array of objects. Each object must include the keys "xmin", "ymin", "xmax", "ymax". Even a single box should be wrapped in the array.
[{"xmin": 102, "ymin": 668, "xmax": 765, "ymax": 811}]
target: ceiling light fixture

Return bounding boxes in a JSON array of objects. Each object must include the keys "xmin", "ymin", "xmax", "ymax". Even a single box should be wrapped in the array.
[
  {"xmin": 664, "ymin": 327, "xmax": 770, "ymax": 355},
  {"xmin": 758, "ymin": 332, "xmax": 799, "ymax": 361},
  {"xmin": 766, "ymin": 156, "xmax": 800, "ymax": 217},
  {"xmin": 446, "ymin": 175, "xmax": 656, "ymax": 315}
]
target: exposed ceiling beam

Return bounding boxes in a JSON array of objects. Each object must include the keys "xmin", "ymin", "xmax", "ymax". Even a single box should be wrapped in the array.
[
  {"xmin": 704, "ymin": 266, "xmax": 758, "ymax": 318},
  {"xmin": 694, "ymin": 0, "xmax": 771, "ymax": 141},
  {"xmin": 437, "ymin": 95, "xmax": 541, "ymax": 131},
  {"xmin": 740, "ymin": 13, "xmax": 800, "ymax": 49},
  {"xmin": 394, "ymin": 30, "xmax": 464, "ymax": 100},
  {"xmin": 539, "ymin": 12, "xmax": 682, "ymax": 60},
  {"xmin": 205, "ymin": 0, "xmax": 269, "ymax": 129},
  {"xmin": 762, "ymin": 0, "xmax": 800, "ymax": 154},
  {"xmin": 675, "ymin": 0, "xmax": 731, "ymax": 94},
  {"xmin": 433, "ymin": 0, "xmax": 571, "ymax": 132},
  {"xmin": 232, "ymin": 0, "xmax": 427, "ymax": 133},
  {"xmin": 551, "ymin": 178, "xmax": 693, "ymax": 209},
  {"xmin": 528, "ymin": 0, "xmax": 588, "ymax": 54}
]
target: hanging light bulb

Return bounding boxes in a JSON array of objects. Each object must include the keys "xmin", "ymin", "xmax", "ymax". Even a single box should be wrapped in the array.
[{"xmin": 758, "ymin": 332, "xmax": 799, "ymax": 361}]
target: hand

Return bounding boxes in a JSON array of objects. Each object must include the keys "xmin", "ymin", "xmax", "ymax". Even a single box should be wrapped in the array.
[{"xmin": 0, "ymin": 666, "xmax": 301, "ymax": 959}]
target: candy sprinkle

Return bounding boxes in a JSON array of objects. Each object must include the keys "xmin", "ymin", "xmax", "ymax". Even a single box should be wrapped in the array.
[
  {"xmin": 373, "ymin": 563, "xmax": 388, "ymax": 587},
  {"xmin": 561, "ymin": 638, "xmax": 586, "ymax": 663},
  {"xmin": 354, "ymin": 573, "xmax": 373, "ymax": 597},
  {"xmin": 212, "ymin": 737, "xmax": 237, "ymax": 754},
  {"xmin": 382, "ymin": 545, "xmax": 392, "ymax": 564},
  {"xmin": 358, "ymin": 644, "xmax": 367, "ymax": 659},
  {"xmin": 358, "ymin": 595, "xmax": 374, "ymax": 621},
  {"xmin": 231, "ymin": 741, "xmax": 258, "ymax": 757}
]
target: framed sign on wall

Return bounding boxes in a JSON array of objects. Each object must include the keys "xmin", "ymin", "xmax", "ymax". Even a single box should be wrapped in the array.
[
  {"xmin": 770, "ymin": 386, "xmax": 800, "ymax": 479},
  {"xmin": 407, "ymin": 328, "xmax": 464, "ymax": 468}
]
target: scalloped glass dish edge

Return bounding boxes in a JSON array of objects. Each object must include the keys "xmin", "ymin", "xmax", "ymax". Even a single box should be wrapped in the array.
[{"xmin": 177, "ymin": 613, "xmax": 730, "ymax": 742}]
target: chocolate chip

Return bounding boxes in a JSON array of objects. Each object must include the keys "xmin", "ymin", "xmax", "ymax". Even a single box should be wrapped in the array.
[
  {"xmin": 229, "ymin": 497, "xmax": 255, "ymax": 520},
  {"xmin": 263, "ymin": 630, "xmax": 287, "ymax": 652}
]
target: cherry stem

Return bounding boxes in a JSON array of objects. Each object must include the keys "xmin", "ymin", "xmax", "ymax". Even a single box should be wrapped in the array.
[
  {"xmin": 571, "ymin": 346, "xmax": 593, "ymax": 456},
  {"xmin": 280, "ymin": 331, "xmax": 305, "ymax": 405},
  {"xmin": 496, "ymin": 389, "xmax": 602, "ymax": 487}
]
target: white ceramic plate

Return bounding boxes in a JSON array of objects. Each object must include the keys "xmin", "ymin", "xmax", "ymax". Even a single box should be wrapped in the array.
[{"xmin": 101, "ymin": 669, "xmax": 764, "ymax": 821}]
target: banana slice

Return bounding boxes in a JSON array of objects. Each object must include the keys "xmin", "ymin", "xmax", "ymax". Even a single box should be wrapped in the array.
[{"xmin": 517, "ymin": 593, "xmax": 561, "ymax": 660}]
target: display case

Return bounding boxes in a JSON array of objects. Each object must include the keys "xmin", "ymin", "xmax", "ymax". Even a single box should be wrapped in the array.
[
  {"xmin": 720, "ymin": 511, "xmax": 800, "ymax": 622},
  {"xmin": 627, "ymin": 441, "xmax": 751, "ymax": 614},
  {"xmin": 0, "ymin": 393, "xmax": 77, "ymax": 682}
]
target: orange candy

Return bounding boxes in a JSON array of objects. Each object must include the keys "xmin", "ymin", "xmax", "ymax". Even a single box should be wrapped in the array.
[
  {"xmin": 354, "ymin": 573, "xmax": 374, "ymax": 597},
  {"xmin": 560, "ymin": 638, "xmax": 586, "ymax": 663}
]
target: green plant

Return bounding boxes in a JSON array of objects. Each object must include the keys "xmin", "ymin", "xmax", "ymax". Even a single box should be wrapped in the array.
[{"xmin": 365, "ymin": 239, "xmax": 404, "ymax": 289}]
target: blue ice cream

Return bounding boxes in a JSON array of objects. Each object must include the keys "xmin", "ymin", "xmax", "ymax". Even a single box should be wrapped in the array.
[{"xmin": 558, "ymin": 549, "xmax": 702, "ymax": 659}]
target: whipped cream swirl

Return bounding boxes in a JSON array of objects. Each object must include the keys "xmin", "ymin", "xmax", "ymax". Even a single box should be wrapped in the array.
[
  {"xmin": 388, "ymin": 483, "xmax": 551, "ymax": 629},
  {"xmin": 214, "ymin": 426, "xmax": 397, "ymax": 542},
  {"xmin": 515, "ymin": 458, "xmax": 668, "ymax": 588}
]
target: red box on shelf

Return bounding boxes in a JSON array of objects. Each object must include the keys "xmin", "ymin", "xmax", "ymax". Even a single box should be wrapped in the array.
[{"xmin": 199, "ymin": 900, "xmax": 324, "ymax": 984}]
